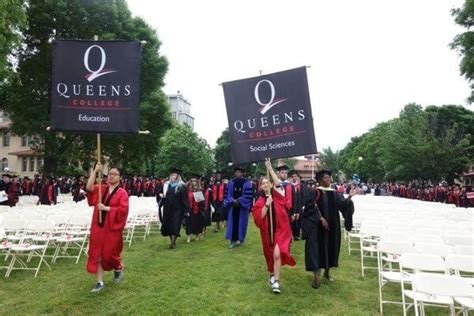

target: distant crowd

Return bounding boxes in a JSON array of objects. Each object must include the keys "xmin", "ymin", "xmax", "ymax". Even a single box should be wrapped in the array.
[
  {"xmin": 335, "ymin": 181, "xmax": 474, "ymax": 208},
  {"xmin": 0, "ymin": 172, "xmax": 472, "ymax": 208}
]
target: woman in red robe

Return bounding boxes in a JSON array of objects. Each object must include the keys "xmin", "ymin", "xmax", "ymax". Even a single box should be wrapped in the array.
[
  {"xmin": 252, "ymin": 158, "xmax": 296, "ymax": 294},
  {"xmin": 86, "ymin": 163, "xmax": 129, "ymax": 293}
]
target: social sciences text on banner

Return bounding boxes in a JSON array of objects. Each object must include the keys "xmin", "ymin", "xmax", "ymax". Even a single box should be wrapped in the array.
[
  {"xmin": 51, "ymin": 40, "xmax": 141, "ymax": 133},
  {"xmin": 222, "ymin": 67, "xmax": 317, "ymax": 164}
]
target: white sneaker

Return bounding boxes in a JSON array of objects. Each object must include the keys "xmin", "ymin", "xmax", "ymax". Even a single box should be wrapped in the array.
[
  {"xmin": 269, "ymin": 275, "xmax": 275, "ymax": 286},
  {"xmin": 272, "ymin": 281, "xmax": 281, "ymax": 294}
]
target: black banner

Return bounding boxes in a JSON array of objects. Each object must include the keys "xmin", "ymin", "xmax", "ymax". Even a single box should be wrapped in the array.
[
  {"xmin": 223, "ymin": 67, "xmax": 317, "ymax": 164},
  {"xmin": 51, "ymin": 40, "xmax": 141, "ymax": 133}
]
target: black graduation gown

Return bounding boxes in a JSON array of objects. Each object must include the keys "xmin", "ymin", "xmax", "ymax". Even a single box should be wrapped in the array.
[
  {"xmin": 160, "ymin": 183, "xmax": 190, "ymax": 237},
  {"xmin": 185, "ymin": 190, "xmax": 206, "ymax": 235},
  {"xmin": 203, "ymin": 188, "xmax": 214, "ymax": 227},
  {"xmin": 290, "ymin": 182, "xmax": 304, "ymax": 238},
  {"xmin": 301, "ymin": 187, "xmax": 354, "ymax": 272}
]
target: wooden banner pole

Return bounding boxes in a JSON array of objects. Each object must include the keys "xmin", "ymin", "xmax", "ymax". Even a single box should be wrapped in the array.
[
  {"xmin": 266, "ymin": 167, "xmax": 274, "ymax": 245},
  {"xmin": 97, "ymin": 133, "xmax": 102, "ymax": 224}
]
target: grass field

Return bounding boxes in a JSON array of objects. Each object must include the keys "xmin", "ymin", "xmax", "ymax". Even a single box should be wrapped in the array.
[{"xmin": 0, "ymin": 220, "xmax": 452, "ymax": 315}]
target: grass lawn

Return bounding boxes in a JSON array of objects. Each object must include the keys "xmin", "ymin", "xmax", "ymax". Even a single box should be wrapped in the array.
[{"xmin": 0, "ymin": 220, "xmax": 452, "ymax": 315}]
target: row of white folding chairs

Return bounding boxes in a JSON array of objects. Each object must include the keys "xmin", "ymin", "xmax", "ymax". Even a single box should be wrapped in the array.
[
  {"xmin": 359, "ymin": 226, "xmax": 473, "ymax": 277},
  {"xmin": 1, "ymin": 215, "xmax": 90, "ymax": 241},
  {"xmin": 377, "ymin": 244, "xmax": 474, "ymax": 315},
  {"xmin": 0, "ymin": 216, "xmax": 90, "ymax": 277},
  {"xmin": 359, "ymin": 219, "xmax": 473, "ymax": 234},
  {"xmin": 124, "ymin": 208, "xmax": 158, "ymax": 246}
]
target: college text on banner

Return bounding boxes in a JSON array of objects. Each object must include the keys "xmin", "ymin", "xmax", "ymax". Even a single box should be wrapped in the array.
[
  {"xmin": 51, "ymin": 40, "xmax": 141, "ymax": 133},
  {"xmin": 222, "ymin": 67, "xmax": 317, "ymax": 164}
]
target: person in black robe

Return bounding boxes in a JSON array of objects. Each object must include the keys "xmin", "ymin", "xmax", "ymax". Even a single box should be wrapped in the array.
[
  {"xmin": 185, "ymin": 174, "xmax": 205, "ymax": 243},
  {"xmin": 39, "ymin": 176, "xmax": 57, "ymax": 205},
  {"xmin": 301, "ymin": 169, "xmax": 355, "ymax": 289},
  {"xmin": 289, "ymin": 170, "xmax": 304, "ymax": 240},
  {"xmin": 158, "ymin": 168, "xmax": 190, "ymax": 249},
  {"xmin": 72, "ymin": 177, "xmax": 86, "ymax": 202},
  {"xmin": 200, "ymin": 176, "xmax": 214, "ymax": 232},
  {"xmin": 211, "ymin": 173, "xmax": 227, "ymax": 232}
]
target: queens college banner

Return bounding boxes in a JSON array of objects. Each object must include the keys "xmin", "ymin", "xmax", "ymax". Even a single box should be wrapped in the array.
[
  {"xmin": 222, "ymin": 67, "xmax": 317, "ymax": 164},
  {"xmin": 51, "ymin": 40, "xmax": 141, "ymax": 133}
]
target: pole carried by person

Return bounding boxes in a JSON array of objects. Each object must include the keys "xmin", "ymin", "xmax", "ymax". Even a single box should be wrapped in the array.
[
  {"xmin": 252, "ymin": 158, "xmax": 296, "ymax": 294},
  {"xmin": 86, "ymin": 163, "xmax": 129, "ymax": 293}
]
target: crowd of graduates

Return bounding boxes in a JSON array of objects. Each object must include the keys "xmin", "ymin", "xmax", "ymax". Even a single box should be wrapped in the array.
[
  {"xmin": 3, "ymin": 166, "xmax": 471, "ymax": 294},
  {"xmin": 334, "ymin": 181, "xmax": 474, "ymax": 208}
]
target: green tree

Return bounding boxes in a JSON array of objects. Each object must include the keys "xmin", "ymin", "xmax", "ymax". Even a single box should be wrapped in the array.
[
  {"xmin": 157, "ymin": 124, "xmax": 214, "ymax": 178},
  {"xmin": 319, "ymin": 147, "xmax": 341, "ymax": 173},
  {"xmin": 4, "ymin": 0, "xmax": 170, "ymax": 176},
  {"xmin": 0, "ymin": 0, "xmax": 26, "ymax": 82},
  {"xmin": 451, "ymin": 0, "xmax": 474, "ymax": 103},
  {"xmin": 338, "ymin": 103, "xmax": 474, "ymax": 183}
]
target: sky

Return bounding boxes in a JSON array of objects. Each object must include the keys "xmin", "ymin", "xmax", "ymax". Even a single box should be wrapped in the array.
[{"xmin": 127, "ymin": 0, "xmax": 472, "ymax": 151}]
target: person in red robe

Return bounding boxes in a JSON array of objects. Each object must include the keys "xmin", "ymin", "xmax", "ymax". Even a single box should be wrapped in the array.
[
  {"xmin": 252, "ymin": 158, "xmax": 296, "ymax": 294},
  {"xmin": 86, "ymin": 163, "xmax": 129, "ymax": 293},
  {"xmin": 21, "ymin": 176, "xmax": 32, "ymax": 195}
]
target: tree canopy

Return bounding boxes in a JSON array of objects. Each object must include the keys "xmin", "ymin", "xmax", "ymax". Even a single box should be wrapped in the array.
[
  {"xmin": 156, "ymin": 123, "xmax": 214, "ymax": 178},
  {"xmin": 452, "ymin": 0, "xmax": 474, "ymax": 103},
  {"xmin": 3, "ymin": 0, "xmax": 171, "ymax": 176},
  {"xmin": 333, "ymin": 104, "xmax": 473, "ymax": 183}
]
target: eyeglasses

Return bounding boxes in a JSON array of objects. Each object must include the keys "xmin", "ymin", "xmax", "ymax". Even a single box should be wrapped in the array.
[{"xmin": 108, "ymin": 173, "xmax": 120, "ymax": 176}]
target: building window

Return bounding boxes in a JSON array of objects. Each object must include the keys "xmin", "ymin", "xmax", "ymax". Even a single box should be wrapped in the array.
[
  {"xmin": 22, "ymin": 157, "xmax": 27, "ymax": 172},
  {"xmin": 3, "ymin": 132, "xmax": 10, "ymax": 147},
  {"xmin": 1, "ymin": 158, "xmax": 8, "ymax": 171},
  {"xmin": 29, "ymin": 157, "xmax": 35, "ymax": 172},
  {"xmin": 37, "ymin": 158, "xmax": 43, "ymax": 171},
  {"xmin": 21, "ymin": 135, "xmax": 27, "ymax": 147}
]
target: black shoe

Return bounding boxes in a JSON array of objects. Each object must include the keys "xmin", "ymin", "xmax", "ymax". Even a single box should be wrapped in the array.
[
  {"xmin": 114, "ymin": 269, "xmax": 123, "ymax": 283},
  {"xmin": 323, "ymin": 272, "xmax": 333, "ymax": 282},
  {"xmin": 311, "ymin": 280, "xmax": 320, "ymax": 289}
]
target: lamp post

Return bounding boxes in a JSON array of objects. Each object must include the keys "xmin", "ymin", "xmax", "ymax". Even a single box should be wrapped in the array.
[{"xmin": 358, "ymin": 156, "xmax": 363, "ymax": 181}]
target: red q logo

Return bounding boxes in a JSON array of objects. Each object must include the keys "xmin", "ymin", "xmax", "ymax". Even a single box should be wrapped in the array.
[
  {"xmin": 83, "ymin": 45, "xmax": 117, "ymax": 82},
  {"xmin": 254, "ymin": 79, "xmax": 287, "ymax": 115}
]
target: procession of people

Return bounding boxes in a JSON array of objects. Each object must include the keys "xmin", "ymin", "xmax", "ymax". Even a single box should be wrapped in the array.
[{"xmin": 4, "ymin": 158, "xmax": 474, "ymax": 295}]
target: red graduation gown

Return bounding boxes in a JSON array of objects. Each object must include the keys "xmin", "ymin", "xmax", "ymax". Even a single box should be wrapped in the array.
[
  {"xmin": 252, "ymin": 189, "xmax": 296, "ymax": 273},
  {"xmin": 86, "ymin": 184, "xmax": 129, "ymax": 273}
]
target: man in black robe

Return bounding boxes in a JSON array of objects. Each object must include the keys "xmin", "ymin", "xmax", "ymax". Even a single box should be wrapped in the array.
[
  {"xmin": 289, "ymin": 170, "xmax": 304, "ymax": 240},
  {"xmin": 301, "ymin": 169, "xmax": 355, "ymax": 289}
]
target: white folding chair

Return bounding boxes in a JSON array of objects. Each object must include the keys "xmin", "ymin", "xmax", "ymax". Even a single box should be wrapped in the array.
[
  {"xmin": 446, "ymin": 254, "xmax": 474, "ymax": 286},
  {"xmin": 414, "ymin": 242, "xmax": 452, "ymax": 258},
  {"xmin": 0, "ymin": 227, "xmax": 12, "ymax": 270},
  {"xmin": 412, "ymin": 234, "xmax": 444, "ymax": 244},
  {"xmin": 412, "ymin": 273, "xmax": 473, "ymax": 316},
  {"xmin": 445, "ymin": 232, "xmax": 473, "ymax": 247},
  {"xmin": 52, "ymin": 215, "xmax": 90, "ymax": 264},
  {"xmin": 359, "ymin": 225, "xmax": 384, "ymax": 277},
  {"xmin": 2, "ymin": 218, "xmax": 27, "ymax": 243},
  {"xmin": 377, "ymin": 240, "xmax": 415, "ymax": 314},
  {"xmin": 125, "ymin": 208, "xmax": 151, "ymax": 247},
  {"xmin": 399, "ymin": 253, "xmax": 448, "ymax": 316},
  {"xmin": 454, "ymin": 245, "xmax": 474, "ymax": 256}
]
